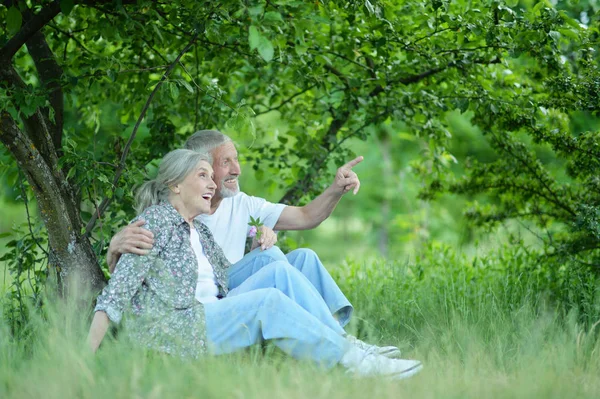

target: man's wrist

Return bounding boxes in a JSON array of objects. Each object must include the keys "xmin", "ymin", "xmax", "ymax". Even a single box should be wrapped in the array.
[{"xmin": 327, "ymin": 183, "xmax": 345, "ymax": 198}]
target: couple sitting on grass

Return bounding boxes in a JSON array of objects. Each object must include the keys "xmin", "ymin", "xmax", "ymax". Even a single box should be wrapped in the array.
[{"xmin": 88, "ymin": 130, "xmax": 423, "ymax": 380}]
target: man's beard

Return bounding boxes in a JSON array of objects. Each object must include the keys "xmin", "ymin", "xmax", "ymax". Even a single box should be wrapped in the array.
[{"xmin": 219, "ymin": 176, "xmax": 239, "ymax": 198}]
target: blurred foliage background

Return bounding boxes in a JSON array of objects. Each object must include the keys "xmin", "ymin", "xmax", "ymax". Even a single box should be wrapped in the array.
[{"xmin": 1, "ymin": 0, "xmax": 600, "ymax": 332}]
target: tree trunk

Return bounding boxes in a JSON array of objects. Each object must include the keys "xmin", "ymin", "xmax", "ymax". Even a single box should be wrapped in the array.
[
  {"xmin": 0, "ymin": 112, "xmax": 106, "ymax": 296},
  {"xmin": 0, "ymin": 5, "xmax": 106, "ymax": 297}
]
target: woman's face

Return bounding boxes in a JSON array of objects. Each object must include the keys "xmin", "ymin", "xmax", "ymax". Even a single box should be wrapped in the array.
[{"xmin": 175, "ymin": 160, "xmax": 216, "ymax": 217}]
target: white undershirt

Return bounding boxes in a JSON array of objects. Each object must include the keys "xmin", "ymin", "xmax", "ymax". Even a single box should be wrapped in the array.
[
  {"xmin": 189, "ymin": 228, "xmax": 219, "ymax": 304},
  {"xmin": 198, "ymin": 192, "xmax": 286, "ymax": 263}
]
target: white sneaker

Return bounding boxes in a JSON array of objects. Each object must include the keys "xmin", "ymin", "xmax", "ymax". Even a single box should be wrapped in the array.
[
  {"xmin": 346, "ymin": 335, "xmax": 402, "ymax": 359},
  {"xmin": 340, "ymin": 345, "xmax": 423, "ymax": 380}
]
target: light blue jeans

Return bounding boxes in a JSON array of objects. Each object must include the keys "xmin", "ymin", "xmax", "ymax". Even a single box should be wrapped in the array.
[
  {"xmin": 227, "ymin": 246, "xmax": 353, "ymax": 327},
  {"xmin": 204, "ymin": 287, "xmax": 349, "ymax": 368},
  {"xmin": 228, "ymin": 262, "xmax": 345, "ymax": 335}
]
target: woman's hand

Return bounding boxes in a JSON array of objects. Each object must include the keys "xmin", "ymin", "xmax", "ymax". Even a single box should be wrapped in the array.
[
  {"xmin": 106, "ymin": 220, "xmax": 155, "ymax": 273},
  {"xmin": 251, "ymin": 226, "xmax": 277, "ymax": 251}
]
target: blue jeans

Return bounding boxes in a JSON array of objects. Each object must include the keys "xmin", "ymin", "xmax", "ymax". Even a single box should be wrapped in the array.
[
  {"xmin": 228, "ymin": 262, "xmax": 345, "ymax": 335},
  {"xmin": 228, "ymin": 247, "xmax": 353, "ymax": 327},
  {"xmin": 204, "ymin": 288, "xmax": 349, "ymax": 368}
]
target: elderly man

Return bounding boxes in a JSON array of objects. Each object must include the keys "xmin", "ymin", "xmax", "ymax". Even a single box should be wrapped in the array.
[{"xmin": 108, "ymin": 130, "xmax": 400, "ymax": 357}]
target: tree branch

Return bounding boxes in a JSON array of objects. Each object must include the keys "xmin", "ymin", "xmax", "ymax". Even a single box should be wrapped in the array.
[
  {"xmin": 436, "ymin": 45, "xmax": 510, "ymax": 55},
  {"xmin": 254, "ymin": 84, "xmax": 317, "ymax": 116},
  {"xmin": 0, "ymin": 0, "xmax": 140, "ymax": 63},
  {"xmin": 276, "ymin": 55, "xmax": 502, "ymax": 204},
  {"xmin": 0, "ymin": 1, "xmax": 61, "ymax": 63},
  {"xmin": 488, "ymin": 132, "xmax": 577, "ymax": 217},
  {"xmin": 278, "ymin": 108, "xmax": 351, "ymax": 205},
  {"xmin": 47, "ymin": 23, "xmax": 99, "ymax": 57},
  {"xmin": 367, "ymin": 57, "xmax": 503, "ymax": 97},
  {"xmin": 25, "ymin": 31, "xmax": 64, "ymax": 153},
  {"xmin": 85, "ymin": 32, "xmax": 201, "ymax": 235},
  {"xmin": 0, "ymin": 113, "xmax": 44, "ymax": 192},
  {"xmin": 402, "ymin": 27, "xmax": 453, "ymax": 49},
  {"xmin": 0, "ymin": 64, "xmax": 59, "ymax": 170},
  {"xmin": 326, "ymin": 51, "xmax": 373, "ymax": 72},
  {"xmin": 324, "ymin": 64, "xmax": 350, "ymax": 88}
]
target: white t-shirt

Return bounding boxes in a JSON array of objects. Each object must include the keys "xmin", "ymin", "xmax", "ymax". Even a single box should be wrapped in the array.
[
  {"xmin": 190, "ymin": 228, "xmax": 219, "ymax": 304},
  {"xmin": 198, "ymin": 192, "xmax": 286, "ymax": 264}
]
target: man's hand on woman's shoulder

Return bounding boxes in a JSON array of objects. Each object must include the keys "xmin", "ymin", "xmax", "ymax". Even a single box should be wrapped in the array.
[{"xmin": 107, "ymin": 219, "xmax": 155, "ymax": 273}]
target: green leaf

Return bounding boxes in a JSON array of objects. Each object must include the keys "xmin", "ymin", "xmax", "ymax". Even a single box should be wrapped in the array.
[
  {"xmin": 559, "ymin": 11, "xmax": 582, "ymax": 30},
  {"xmin": 257, "ymin": 36, "xmax": 274, "ymax": 62},
  {"xmin": 264, "ymin": 12, "xmax": 283, "ymax": 22},
  {"xmin": 152, "ymin": 24, "xmax": 165, "ymax": 43},
  {"xmin": 179, "ymin": 79, "xmax": 194, "ymax": 93},
  {"xmin": 60, "ymin": 0, "xmax": 75, "ymax": 16},
  {"xmin": 365, "ymin": 0, "xmax": 376, "ymax": 14},
  {"xmin": 48, "ymin": 106, "xmax": 56, "ymax": 124},
  {"xmin": 107, "ymin": 69, "xmax": 117, "ymax": 82},
  {"xmin": 533, "ymin": 1, "xmax": 547, "ymax": 14},
  {"xmin": 6, "ymin": 7, "xmax": 22, "ymax": 35},
  {"xmin": 224, "ymin": 112, "xmax": 256, "ymax": 140},
  {"xmin": 558, "ymin": 28, "xmax": 579, "ymax": 41},
  {"xmin": 248, "ymin": 5, "xmax": 264, "ymax": 18},
  {"xmin": 295, "ymin": 45, "xmax": 308, "ymax": 56},
  {"xmin": 249, "ymin": 26, "xmax": 260, "ymax": 50},
  {"xmin": 169, "ymin": 82, "xmax": 180, "ymax": 100}
]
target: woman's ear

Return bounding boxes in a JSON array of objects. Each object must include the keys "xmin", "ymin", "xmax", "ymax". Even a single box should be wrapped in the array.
[{"xmin": 169, "ymin": 185, "xmax": 181, "ymax": 194}]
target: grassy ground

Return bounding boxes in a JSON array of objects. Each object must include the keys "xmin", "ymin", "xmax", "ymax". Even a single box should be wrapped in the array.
[{"xmin": 2, "ymin": 246, "xmax": 600, "ymax": 399}]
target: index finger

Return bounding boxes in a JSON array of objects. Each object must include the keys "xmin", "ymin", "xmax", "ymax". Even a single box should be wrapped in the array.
[{"xmin": 341, "ymin": 156, "xmax": 364, "ymax": 170}]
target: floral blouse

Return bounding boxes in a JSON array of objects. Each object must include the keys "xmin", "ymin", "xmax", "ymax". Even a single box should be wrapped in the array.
[{"xmin": 95, "ymin": 201, "xmax": 231, "ymax": 359}]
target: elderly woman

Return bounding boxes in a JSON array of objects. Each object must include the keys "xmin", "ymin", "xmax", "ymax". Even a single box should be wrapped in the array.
[{"xmin": 87, "ymin": 149, "xmax": 422, "ymax": 379}]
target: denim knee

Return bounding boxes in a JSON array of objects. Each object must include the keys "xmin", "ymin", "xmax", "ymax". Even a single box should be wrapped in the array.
[
  {"xmin": 287, "ymin": 248, "xmax": 323, "ymax": 272},
  {"xmin": 259, "ymin": 246, "xmax": 288, "ymax": 262},
  {"xmin": 263, "ymin": 260, "xmax": 301, "ymax": 277},
  {"xmin": 288, "ymin": 248, "xmax": 318, "ymax": 262},
  {"xmin": 260, "ymin": 287, "xmax": 286, "ymax": 306}
]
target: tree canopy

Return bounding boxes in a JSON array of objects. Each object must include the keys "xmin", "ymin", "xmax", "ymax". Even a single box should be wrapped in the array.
[{"xmin": 1, "ymin": 0, "xmax": 599, "ymax": 302}]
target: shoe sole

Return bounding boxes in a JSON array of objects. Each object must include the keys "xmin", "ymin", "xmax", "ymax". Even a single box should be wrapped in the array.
[{"xmin": 389, "ymin": 362, "xmax": 423, "ymax": 380}]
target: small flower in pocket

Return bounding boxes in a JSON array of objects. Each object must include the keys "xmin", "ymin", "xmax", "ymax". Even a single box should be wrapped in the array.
[{"xmin": 248, "ymin": 216, "xmax": 263, "ymax": 240}]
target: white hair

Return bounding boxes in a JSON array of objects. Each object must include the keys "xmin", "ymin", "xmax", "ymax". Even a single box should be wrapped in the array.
[
  {"xmin": 135, "ymin": 149, "xmax": 210, "ymax": 213},
  {"xmin": 184, "ymin": 130, "xmax": 233, "ymax": 162}
]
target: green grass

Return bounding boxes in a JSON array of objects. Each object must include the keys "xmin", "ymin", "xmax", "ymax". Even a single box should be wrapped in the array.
[{"xmin": 2, "ymin": 245, "xmax": 600, "ymax": 399}]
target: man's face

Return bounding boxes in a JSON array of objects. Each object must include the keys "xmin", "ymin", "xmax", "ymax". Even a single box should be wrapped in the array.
[{"xmin": 211, "ymin": 142, "xmax": 241, "ymax": 198}]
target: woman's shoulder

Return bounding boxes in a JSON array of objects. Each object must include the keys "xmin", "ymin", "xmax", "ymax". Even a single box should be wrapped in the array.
[{"xmin": 134, "ymin": 203, "xmax": 180, "ymax": 233}]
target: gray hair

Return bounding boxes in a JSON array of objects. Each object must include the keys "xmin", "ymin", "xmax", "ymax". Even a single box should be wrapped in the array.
[
  {"xmin": 184, "ymin": 130, "xmax": 232, "ymax": 162},
  {"xmin": 135, "ymin": 149, "xmax": 210, "ymax": 213}
]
